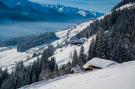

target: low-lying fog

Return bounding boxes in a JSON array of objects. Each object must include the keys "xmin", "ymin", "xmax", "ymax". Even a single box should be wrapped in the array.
[{"xmin": 0, "ymin": 21, "xmax": 76, "ymax": 40}]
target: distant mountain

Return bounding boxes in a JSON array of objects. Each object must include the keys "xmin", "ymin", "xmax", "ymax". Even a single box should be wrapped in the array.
[{"xmin": 0, "ymin": 0, "xmax": 104, "ymax": 22}]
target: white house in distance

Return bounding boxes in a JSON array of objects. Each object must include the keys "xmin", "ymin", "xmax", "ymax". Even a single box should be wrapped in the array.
[{"xmin": 83, "ymin": 57, "xmax": 119, "ymax": 70}]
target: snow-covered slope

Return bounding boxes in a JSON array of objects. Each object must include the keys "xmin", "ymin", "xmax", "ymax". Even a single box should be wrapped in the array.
[
  {"xmin": 28, "ymin": 20, "xmax": 95, "ymax": 66},
  {"xmin": 55, "ymin": 20, "xmax": 93, "ymax": 38},
  {"xmin": 0, "ymin": 47, "xmax": 33, "ymax": 71},
  {"xmin": 116, "ymin": 2, "xmax": 135, "ymax": 10},
  {"xmin": 50, "ymin": 35, "xmax": 95, "ymax": 66},
  {"xmin": 0, "ymin": 0, "xmax": 104, "ymax": 22},
  {"xmin": 20, "ymin": 61, "xmax": 135, "ymax": 89}
]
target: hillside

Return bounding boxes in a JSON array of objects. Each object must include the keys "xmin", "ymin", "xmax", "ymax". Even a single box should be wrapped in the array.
[{"xmin": 20, "ymin": 60, "xmax": 135, "ymax": 89}]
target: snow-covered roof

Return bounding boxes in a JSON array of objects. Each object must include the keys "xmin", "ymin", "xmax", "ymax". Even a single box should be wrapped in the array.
[{"xmin": 83, "ymin": 57, "xmax": 118, "ymax": 69}]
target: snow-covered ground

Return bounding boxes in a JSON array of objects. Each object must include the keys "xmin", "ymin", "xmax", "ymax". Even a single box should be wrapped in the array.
[
  {"xmin": 20, "ymin": 61, "xmax": 135, "ymax": 89},
  {"xmin": 0, "ymin": 47, "xmax": 33, "ymax": 70},
  {"xmin": 55, "ymin": 20, "xmax": 93, "ymax": 38},
  {"xmin": 51, "ymin": 35, "xmax": 95, "ymax": 66}
]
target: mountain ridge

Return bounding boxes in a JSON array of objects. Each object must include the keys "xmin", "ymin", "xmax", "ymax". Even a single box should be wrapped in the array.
[{"xmin": 0, "ymin": 0, "xmax": 104, "ymax": 22}]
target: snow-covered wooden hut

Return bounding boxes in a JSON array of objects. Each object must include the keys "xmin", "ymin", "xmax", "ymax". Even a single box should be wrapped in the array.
[
  {"xmin": 83, "ymin": 58, "xmax": 119, "ymax": 70},
  {"xmin": 69, "ymin": 37, "xmax": 86, "ymax": 45}
]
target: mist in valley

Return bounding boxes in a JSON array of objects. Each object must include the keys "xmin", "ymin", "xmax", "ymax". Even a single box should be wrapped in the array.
[{"xmin": 0, "ymin": 21, "xmax": 76, "ymax": 40}]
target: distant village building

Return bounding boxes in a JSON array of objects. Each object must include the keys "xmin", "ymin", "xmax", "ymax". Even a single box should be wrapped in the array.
[
  {"xmin": 83, "ymin": 57, "xmax": 119, "ymax": 71},
  {"xmin": 69, "ymin": 37, "xmax": 86, "ymax": 45}
]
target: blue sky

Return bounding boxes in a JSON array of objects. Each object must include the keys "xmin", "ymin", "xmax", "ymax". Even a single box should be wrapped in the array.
[{"xmin": 30, "ymin": 0, "xmax": 121, "ymax": 13}]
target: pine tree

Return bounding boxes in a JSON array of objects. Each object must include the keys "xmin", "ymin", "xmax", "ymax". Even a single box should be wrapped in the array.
[
  {"xmin": 88, "ymin": 38, "xmax": 96, "ymax": 60},
  {"xmin": 72, "ymin": 50, "xmax": 79, "ymax": 67},
  {"xmin": 31, "ymin": 73, "xmax": 36, "ymax": 83},
  {"xmin": 78, "ymin": 46, "xmax": 86, "ymax": 67},
  {"xmin": 49, "ymin": 57, "xmax": 56, "ymax": 72},
  {"xmin": 0, "ymin": 68, "xmax": 9, "ymax": 88},
  {"xmin": 53, "ymin": 64, "xmax": 60, "ymax": 77}
]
